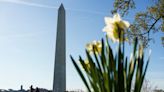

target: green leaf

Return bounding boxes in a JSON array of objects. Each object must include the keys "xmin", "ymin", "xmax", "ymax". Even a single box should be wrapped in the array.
[
  {"xmin": 133, "ymin": 38, "xmax": 138, "ymax": 55},
  {"xmin": 70, "ymin": 55, "xmax": 91, "ymax": 92},
  {"xmin": 100, "ymin": 39, "xmax": 107, "ymax": 73},
  {"xmin": 93, "ymin": 46, "xmax": 103, "ymax": 76}
]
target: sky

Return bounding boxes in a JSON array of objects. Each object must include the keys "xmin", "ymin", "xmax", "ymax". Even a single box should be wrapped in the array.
[{"xmin": 0, "ymin": 0, "xmax": 164, "ymax": 91}]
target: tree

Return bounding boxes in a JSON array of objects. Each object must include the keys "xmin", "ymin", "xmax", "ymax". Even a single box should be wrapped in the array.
[
  {"xmin": 112, "ymin": 0, "xmax": 164, "ymax": 47},
  {"xmin": 141, "ymin": 79, "xmax": 156, "ymax": 92}
]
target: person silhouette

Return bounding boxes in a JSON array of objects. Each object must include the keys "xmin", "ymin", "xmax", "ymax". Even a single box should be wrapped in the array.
[
  {"xmin": 30, "ymin": 85, "xmax": 34, "ymax": 92},
  {"xmin": 35, "ymin": 87, "xmax": 40, "ymax": 92}
]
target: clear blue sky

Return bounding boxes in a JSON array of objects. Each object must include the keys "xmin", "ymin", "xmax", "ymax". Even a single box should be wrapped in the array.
[{"xmin": 0, "ymin": 0, "xmax": 163, "ymax": 91}]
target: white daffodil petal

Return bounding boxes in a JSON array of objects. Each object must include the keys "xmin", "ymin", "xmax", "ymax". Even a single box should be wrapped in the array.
[
  {"xmin": 123, "ymin": 20, "xmax": 130, "ymax": 28},
  {"xmin": 113, "ymin": 13, "xmax": 121, "ymax": 22},
  {"xmin": 103, "ymin": 26, "xmax": 111, "ymax": 32},
  {"xmin": 103, "ymin": 24, "xmax": 116, "ymax": 32},
  {"xmin": 104, "ymin": 17, "xmax": 114, "ymax": 25},
  {"xmin": 106, "ymin": 31, "xmax": 114, "ymax": 39},
  {"xmin": 106, "ymin": 31, "xmax": 113, "ymax": 37},
  {"xmin": 102, "ymin": 26, "xmax": 108, "ymax": 32},
  {"xmin": 92, "ymin": 40, "xmax": 97, "ymax": 45}
]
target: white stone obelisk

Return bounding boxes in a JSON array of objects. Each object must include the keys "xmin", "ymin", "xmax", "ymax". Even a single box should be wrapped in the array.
[{"xmin": 53, "ymin": 4, "xmax": 66, "ymax": 92}]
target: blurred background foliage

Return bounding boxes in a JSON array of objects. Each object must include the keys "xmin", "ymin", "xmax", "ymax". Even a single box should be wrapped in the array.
[{"xmin": 112, "ymin": 0, "xmax": 164, "ymax": 47}]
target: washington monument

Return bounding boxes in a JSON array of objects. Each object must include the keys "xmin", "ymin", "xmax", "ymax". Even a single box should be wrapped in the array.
[{"xmin": 53, "ymin": 4, "xmax": 66, "ymax": 92}]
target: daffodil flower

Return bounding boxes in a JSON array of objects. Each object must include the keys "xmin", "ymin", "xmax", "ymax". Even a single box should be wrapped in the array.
[
  {"xmin": 84, "ymin": 59, "xmax": 90, "ymax": 70},
  {"xmin": 86, "ymin": 40, "xmax": 102, "ymax": 54},
  {"xmin": 103, "ymin": 13, "xmax": 130, "ymax": 42}
]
